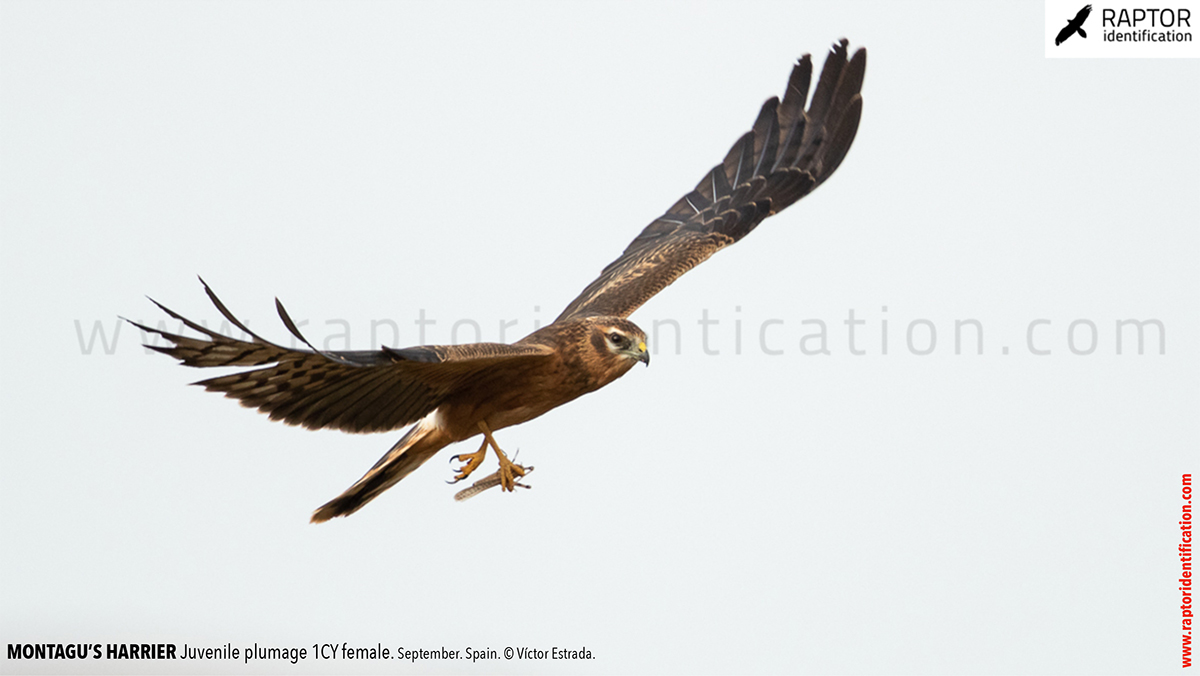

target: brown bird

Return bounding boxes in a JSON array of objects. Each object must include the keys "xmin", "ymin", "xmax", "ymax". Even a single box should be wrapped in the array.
[{"xmin": 131, "ymin": 39, "xmax": 866, "ymax": 522}]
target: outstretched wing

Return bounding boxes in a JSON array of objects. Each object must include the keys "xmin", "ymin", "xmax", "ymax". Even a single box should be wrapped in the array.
[
  {"xmin": 1074, "ymin": 4, "xmax": 1092, "ymax": 23},
  {"xmin": 556, "ymin": 39, "xmax": 866, "ymax": 322},
  {"xmin": 129, "ymin": 279, "xmax": 552, "ymax": 434}
]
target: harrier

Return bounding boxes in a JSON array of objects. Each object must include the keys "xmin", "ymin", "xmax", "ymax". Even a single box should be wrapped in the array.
[{"xmin": 132, "ymin": 40, "xmax": 866, "ymax": 522}]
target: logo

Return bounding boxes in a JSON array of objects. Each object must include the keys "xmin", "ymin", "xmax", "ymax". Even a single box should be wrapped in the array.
[
  {"xmin": 1045, "ymin": 0, "xmax": 1199, "ymax": 58},
  {"xmin": 1055, "ymin": 4, "xmax": 1093, "ymax": 44}
]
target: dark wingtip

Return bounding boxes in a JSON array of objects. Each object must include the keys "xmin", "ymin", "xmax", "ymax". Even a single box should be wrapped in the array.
[
  {"xmin": 122, "ymin": 316, "xmax": 154, "ymax": 333},
  {"xmin": 197, "ymin": 275, "xmax": 215, "ymax": 298},
  {"xmin": 275, "ymin": 297, "xmax": 305, "ymax": 343},
  {"xmin": 146, "ymin": 296, "xmax": 176, "ymax": 317},
  {"xmin": 851, "ymin": 45, "xmax": 867, "ymax": 73}
]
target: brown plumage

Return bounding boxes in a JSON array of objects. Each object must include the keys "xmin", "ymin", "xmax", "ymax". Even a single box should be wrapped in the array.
[{"xmin": 130, "ymin": 40, "xmax": 866, "ymax": 521}]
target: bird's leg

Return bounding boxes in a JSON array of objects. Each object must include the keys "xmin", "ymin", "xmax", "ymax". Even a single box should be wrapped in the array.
[
  {"xmin": 449, "ymin": 437, "xmax": 490, "ymax": 484},
  {"xmin": 477, "ymin": 420, "xmax": 528, "ymax": 492}
]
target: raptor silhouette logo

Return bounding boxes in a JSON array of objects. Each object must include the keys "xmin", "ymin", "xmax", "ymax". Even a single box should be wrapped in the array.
[{"xmin": 1056, "ymin": 4, "xmax": 1093, "ymax": 45}]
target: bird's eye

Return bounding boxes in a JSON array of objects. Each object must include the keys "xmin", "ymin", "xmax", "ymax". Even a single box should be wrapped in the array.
[{"xmin": 609, "ymin": 332, "xmax": 623, "ymax": 344}]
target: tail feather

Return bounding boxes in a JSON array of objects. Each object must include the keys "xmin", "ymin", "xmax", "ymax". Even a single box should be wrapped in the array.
[{"xmin": 311, "ymin": 416, "xmax": 449, "ymax": 523}]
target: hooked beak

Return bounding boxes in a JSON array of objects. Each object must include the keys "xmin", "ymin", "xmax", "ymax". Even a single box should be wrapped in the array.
[{"xmin": 635, "ymin": 341, "xmax": 650, "ymax": 366}]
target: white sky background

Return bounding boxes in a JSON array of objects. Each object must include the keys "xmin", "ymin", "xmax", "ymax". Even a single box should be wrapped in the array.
[{"xmin": 1, "ymin": 1, "xmax": 1197, "ymax": 674}]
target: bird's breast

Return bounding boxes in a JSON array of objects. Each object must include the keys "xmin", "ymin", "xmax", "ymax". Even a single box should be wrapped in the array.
[{"xmin": 439, "ymin": 350, "xmax": 619, "ymax": 439}]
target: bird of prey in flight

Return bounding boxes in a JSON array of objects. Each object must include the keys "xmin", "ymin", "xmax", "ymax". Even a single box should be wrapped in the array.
[
  {"xmin": 132, "ymin": 39, "xmax": 866, "ymax": 522},
  {"xmin": 1056, "ymin": 4, "xmax": 1092, "ymax": 45}
]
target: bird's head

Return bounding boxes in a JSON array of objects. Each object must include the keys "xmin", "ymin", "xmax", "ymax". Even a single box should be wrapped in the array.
[
  {"xmin": 576, "ymin": 316, "xmax": 649, "ymax": 376},
  {"xmin": 596, "ymin": 319, "xmax": 650, "ymax": 367}
]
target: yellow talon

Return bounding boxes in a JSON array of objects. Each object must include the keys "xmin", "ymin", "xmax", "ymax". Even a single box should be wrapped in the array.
[
  {"xmin": 449, "ymin": 438, "xmax": 489, "ymax": 483},
  {"xmin": 451, "ymin": 420, "xmax": 531, "ymax": 493}
]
